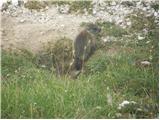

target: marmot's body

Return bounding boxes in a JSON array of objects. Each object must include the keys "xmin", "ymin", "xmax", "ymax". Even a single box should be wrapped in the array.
[{"xmin": 72, "ymin": 24, "xmax": 101, "ymax": 71}]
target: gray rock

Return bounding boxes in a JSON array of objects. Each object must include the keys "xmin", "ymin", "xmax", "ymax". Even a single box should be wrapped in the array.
[
  {"xmin": 111, "ymin": 1, "xmax": 116, "ymax": 6},
  {"xmin": 19, "ymin": 19, "xmax": 25, "ymax": 23},
  {"xmin": 140, "ymin": 61, "xmax": 151, "ymax": 66}
]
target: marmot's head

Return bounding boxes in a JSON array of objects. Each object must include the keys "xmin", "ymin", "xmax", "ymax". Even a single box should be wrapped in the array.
[{"xmin": 86, "ymin": 23, "xmax": 101, "ymax": 34}]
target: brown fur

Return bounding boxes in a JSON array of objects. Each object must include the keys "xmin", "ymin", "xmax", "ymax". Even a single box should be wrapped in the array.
[{"xmin": 71, "ymin": 24, "xmax": 101, "ymax": 72}]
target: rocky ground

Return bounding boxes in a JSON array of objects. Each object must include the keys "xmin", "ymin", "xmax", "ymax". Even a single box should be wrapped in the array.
[{"xmin": 1, "ymin": 0, "xmax": 159, "ymax": 53}]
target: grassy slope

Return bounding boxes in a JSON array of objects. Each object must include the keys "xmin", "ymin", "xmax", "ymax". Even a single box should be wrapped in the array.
[
  {"xmin": 1, "ymin": 35, "xmax": 158, "ymax": 118},
  {"xmin": 1, "ymin": 6, "xmax": 159, "ymax": 119}
]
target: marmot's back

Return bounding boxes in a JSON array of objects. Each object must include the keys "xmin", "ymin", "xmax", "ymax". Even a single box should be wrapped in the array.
[
  {"xmin": 74, "ymin": 30, "xmax": 90, "ymax": 59},
  {"xmin": 73, "ymin": 24, "xmax": 101, "ymax": 71}
]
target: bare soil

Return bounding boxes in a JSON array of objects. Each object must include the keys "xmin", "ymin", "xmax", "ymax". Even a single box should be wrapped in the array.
[{"xmin": 1, "ymin": 6, "xmax": 97, "ymax": 53}]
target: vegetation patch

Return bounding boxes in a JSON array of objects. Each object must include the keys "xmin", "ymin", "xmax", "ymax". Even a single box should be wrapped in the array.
[
  {"xmin": 69, "ymin": 1, "xmax": 93, "ymax": 14},
  {"xmin": 35, "ymin": 38, "xmax": 73, "ymax": 76},
  {"xmin": 24, "ymin": 1, "xmax": 48, "ymax": 10},
  {"xmin": 151, "ymin": 2, "xmax": 159, "ymax": 11},
  {"xmin": 128, "ymin": 10, "xmax": 156, "ymax": 32},
  {"xmin": 1, "ymin": 4, "xmax": 159, "ymax": 118},
  {"xmin": 96, "ymin": 21, "xmax": 128, "ymax": 37},
  {"xmin": 2, "ymin": 36, "xmax": 158, "ymax": 118},
  {"xmin": 42, "ymin": 1, "xmax": 93, "ymax": 14}
]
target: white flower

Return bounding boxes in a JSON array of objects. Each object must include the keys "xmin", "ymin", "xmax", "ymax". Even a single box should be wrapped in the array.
[
  {"xmin": 146, "ymin": 41, "xmax": 150, "ymax": 44},
  {"xmin": 138, "ymin": 36, "xmax": 145, "ymax": 40},
  {"xmin": 154, "ymin": 12, "xmax": 158, "ymax": 17},
  {"xmin": 61, "ymin": 24, "xmax": 65, "ymax": 27},
  {"xmin": 103, "ymin": 38, "xmax": 108, "ymax": 42}
]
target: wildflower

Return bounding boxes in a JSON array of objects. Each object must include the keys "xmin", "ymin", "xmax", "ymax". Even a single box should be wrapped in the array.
[
  {"xmin": 154, "ymin": 12, "xmax": 158, "ymax": 17},
  {"xmin": 138, "ymin": 35, "xmax": 145, "ymax": 40},
  {"xmin": 102, "ymin": 38, "xmax": 108, "ymax": 42},
  {"xmin": 146, "ymin": 41, "xmax": 150, "ymax": 44}
]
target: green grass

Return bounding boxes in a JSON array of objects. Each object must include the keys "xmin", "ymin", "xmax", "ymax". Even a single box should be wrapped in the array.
[
  {"xmin": 24, "ymin": 1, "xmax": 48, "ymax": 10},
  {"xmin": 24, "ymin": 0, "xmax": 93, "ymax": 14},
  {"xmin": 1, "ymin": 37, "xmax": 158, "ymax": 118},
  {"xmin": 97, "ymin": 21, "xmax": 128, "ymax": 37},
  {"xmin": 1, "ymin": 10, "xmax": 159, "ymax": 118}
]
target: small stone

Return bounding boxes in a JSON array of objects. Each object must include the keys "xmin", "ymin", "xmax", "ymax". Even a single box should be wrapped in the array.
[
  {"xmin": 116, "ymin": 113, "xmax": 122, "ymax": 117},
  {"xmin": 142, "ymin": 7, "xmax": 147, "ymax": 11},
  {"xmin": 19, "ymin": 19, "xmax": 25, "ymax": 23},
  {"xmin": 12, "ymin": 0, "xmax": 18, "ymax": 6},
  {"xmin": 102, "ymin": 38, "xmax": 108, "ymax": 42},
  {"xmin": 92, "ymin": 9, "xmax": 96, "ymax": 15},
  {"xmin": 137, "ymin": 108, "xmax": 143, "ymax": 111},
  {"xmin": 111, "ymin": 1, "xmax": 116, "ymax": 6},
  {"xmin": 140, "ymin": 61, "xmax": 151, "ymax": 66},
  {"xmin": 154, "ymin": 12, "xmax": 158, "ymax": 17}
]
